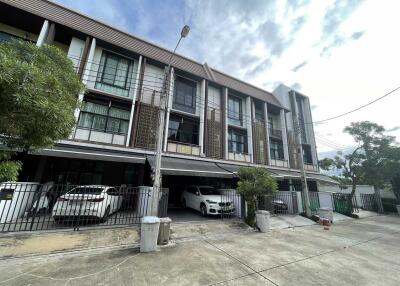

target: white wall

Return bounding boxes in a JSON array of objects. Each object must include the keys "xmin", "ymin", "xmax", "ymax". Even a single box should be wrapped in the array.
[
  {"xmin": 67, "ymin": 37, "xmax": 86, "ymax": 73},
  {"xmin": 141, "ymin": 64, "xmax": 165, "ymax": 107}
]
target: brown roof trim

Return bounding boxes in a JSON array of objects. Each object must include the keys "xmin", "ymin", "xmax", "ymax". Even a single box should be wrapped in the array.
[{"xmin": 1, "ymin": 0, "xmax": 282, "ymax": 107}]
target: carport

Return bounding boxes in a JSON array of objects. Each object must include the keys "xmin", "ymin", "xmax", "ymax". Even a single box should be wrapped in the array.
[{"xmin": 147, "ymin": 156, "xmax": 239, "ymax": 222}]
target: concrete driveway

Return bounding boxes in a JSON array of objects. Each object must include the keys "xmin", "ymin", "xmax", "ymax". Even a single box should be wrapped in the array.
[{"xmin": 0, "ymin": 215, "xmax": 399, "ymax": 286}]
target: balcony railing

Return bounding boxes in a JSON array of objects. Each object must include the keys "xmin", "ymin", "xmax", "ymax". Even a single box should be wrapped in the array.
[{"xmin": 268, "ymin": 128, "xmax": 282, "ymax": 139}]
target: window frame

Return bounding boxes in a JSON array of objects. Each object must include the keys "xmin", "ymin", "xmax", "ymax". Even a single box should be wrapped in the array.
[
  {"xmin": 228, "ymin": 128, "xmax": 248, "ymax": 154},
  {"xmin": 98, "ymin": 51, "xmax": 133, "ymax": 90},
  {"xmin": 228, "ymin": 95, "xmax": 243, "ymax": 126},
  {"xmin": 173, "ymin": 75, "xmax": 197, "ymax": 114},
  {"xmin": 77, "ymin": 101, "xmax": 130, "ymax": 135},
  {"xmin": 167, "ymin": 114, "xmax": 200, "ymax": 145},
  {"xmin": 270, "ymin": 139, "xmax": 284, "ymax": 160}
]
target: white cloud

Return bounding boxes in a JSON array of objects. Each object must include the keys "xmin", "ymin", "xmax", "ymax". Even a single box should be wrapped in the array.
[{"xmin": 55, "ymin": 0, "xmax": 400, "ymax": 154}]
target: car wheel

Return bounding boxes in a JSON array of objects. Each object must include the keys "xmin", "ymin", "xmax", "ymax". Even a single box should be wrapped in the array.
[
  {"xmin": 200, "ymin": 204, "xmax": 207, "ymax": 217},
  {"xmin": 101, "ymin": 206, "xmax": 111, "ymax": 222},
  {"xmin": 182, "ymin": 199, "xmax": 186, "ymax": 208}
]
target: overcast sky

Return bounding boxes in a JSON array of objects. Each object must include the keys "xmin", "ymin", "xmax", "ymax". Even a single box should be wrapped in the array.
[{"xmin": 55, "ymin": 0, "xmax": 400, "ymax": 156}]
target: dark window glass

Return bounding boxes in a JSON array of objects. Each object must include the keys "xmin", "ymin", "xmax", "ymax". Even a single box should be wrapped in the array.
[
  {"xmin": 167, "ymin": 114, "xmax": 199, "ymax": 145},
  {"xmin": 173, "ymin": 76, "xmax": 197, "ymax": 114},
  {"xmin": 228, "ymin": 96, "xmax": 242, "ymax": 126},
  {"xmin": 97, "ymin": 51, "xmax": 133, "ymax": 90},
  {"xmin": 268, "ymin": 116, "xmax": 274, "ymax": 131},
  {"xmin": 69, "ymin": 187, "xmax": 104, "ymax": 195},
  {"xmin": 296, "ymin": 98, "xmax": 307, "ymax": 143},
  {"xmin": 270, "ymin": 140, "xmax": 284, "ymax": 160},
  {"xmin": 254, "ymin": 102, "xmax": 264, "ymax": 122},
  {"xmin": 303, "ymin": 145, "xmax": 313, "ymax": 164},
  {"xmin": 0, "ymin": 188, "xmax": 14, "ymax": 200},
  {"xmin": 77, "ymin": 101, "xmax": 130, "ymax": 135},
  {"xmin": 199, "ymin": 187, "xmax": 219, "ymax": 195},
  {"xmin": 228, "ymin": 128, "xmax": 247, "ymax": 153}
]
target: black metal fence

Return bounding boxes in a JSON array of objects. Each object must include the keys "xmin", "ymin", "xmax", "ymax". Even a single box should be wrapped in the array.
[
  {"xmin": 360, "ymin": 193, "xmax": 378, "ymax": 212},
  {"xmin": 0, "ymin": 183, "xmax": 163, "ymax": 233},
  {"xmin": 257, "ymin": 192, "xmax": 299, "ymax": 215}
]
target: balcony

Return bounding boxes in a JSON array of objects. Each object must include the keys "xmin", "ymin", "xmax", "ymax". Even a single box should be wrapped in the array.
[
  {"xmin": 167, "ymin": 141, "xmax": 200, "ymax": 156},
  {"xmin": 228, "ymin": 152, "xmax": 251, "ymax": 163},
  {"xmin": 73, "ymin": 128, "xmax": 126, "ymax": 146},
  {"xmin": 269, "ymin": 158, "xmax": 289, "ymax": 168},
  {"xmin": 268, "ymin": 128, "xmax": 283, "ymax": 140}
]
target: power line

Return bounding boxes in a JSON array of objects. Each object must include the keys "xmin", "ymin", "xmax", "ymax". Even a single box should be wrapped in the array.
[{"xmin": 313, "ymin": 85, "xmax": 400, "ymax": 124}]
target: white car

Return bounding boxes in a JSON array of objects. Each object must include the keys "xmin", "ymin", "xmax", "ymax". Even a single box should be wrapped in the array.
[
  {"xmin": 52, "ymin": 186, "xmax": 123, "ymax": 222},
  {"xmin": 181, "ymin": 186, "xmax": 235, "ymax": 216}
]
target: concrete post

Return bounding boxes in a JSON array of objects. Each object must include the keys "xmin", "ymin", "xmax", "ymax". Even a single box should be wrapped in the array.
[
  {"xmin": 264, "ymin": 103, "xmax": 271, "ymax": 165},
  {"xmin": 126, "ymin": 56, "xmax": 142, "ymax": 147},
  {"xmin": 74, "ymin": 38, "xmax": 96, "ymax": 121},
  {"xmin": 223, "ymin": 88, "xmax": 229, "ymax": 159},
  {"xmin": 46, "ymin": 23, "xmax": 56, "ymax": 44},
  {"xmin": 199, "ymin": 79, "xmax": 206, "ymax": 155},
  {"xmin": 163, "ymin": 67, "xmax": 174, "ymax": 152},
  {"xmin": 280, "ymin": 109, "xmax": 289, "ymax": 166},
  {"xmin": 36, "ymin": 20, "xmax": 49, "ymax": 47},
  {"xmin": 246, "ymin": 96, "xmax": 253, "ymax": 162}
]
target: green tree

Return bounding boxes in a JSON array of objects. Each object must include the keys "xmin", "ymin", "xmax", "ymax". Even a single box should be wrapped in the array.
[
  {"xmin": 0, "ymin": 40, "xmax": 85, "ymax": 182},
  {"xmin": 319, "ymin": 121, "xmax": 400, "ymax": 211},
  {"xmin": 236, "ymin": 167, "xmax": 277, "ymax": 227}
]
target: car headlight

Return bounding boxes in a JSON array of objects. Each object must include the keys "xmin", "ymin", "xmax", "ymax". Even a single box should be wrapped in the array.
[{"xmin": 206, "ymin": 200, "xmax": 217, "ymax": 204}]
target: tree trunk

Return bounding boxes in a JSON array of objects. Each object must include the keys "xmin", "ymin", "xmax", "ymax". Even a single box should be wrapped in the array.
[{"xmin": 350, "ymin": 180, "xmax": 357, "ymax": 198}]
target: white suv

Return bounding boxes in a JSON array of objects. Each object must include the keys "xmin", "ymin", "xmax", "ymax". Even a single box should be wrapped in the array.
[{"xmin": 181, "ymin": 186, "xmax": 235, "ymax": 216}]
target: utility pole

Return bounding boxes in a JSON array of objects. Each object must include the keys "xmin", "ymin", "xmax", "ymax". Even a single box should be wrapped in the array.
[
  {"xmin": 290, "ymin": 91, "xmax": 312, "ymax": 218},
  {"xmin": 151, "ymin": 25, "xmax": 190, "ymax": 216}
]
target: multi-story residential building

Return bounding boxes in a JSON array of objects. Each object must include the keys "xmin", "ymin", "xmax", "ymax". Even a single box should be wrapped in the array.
[{"xmin": 0, "ymin": 0, "xmax": 335, "ymax": 207}]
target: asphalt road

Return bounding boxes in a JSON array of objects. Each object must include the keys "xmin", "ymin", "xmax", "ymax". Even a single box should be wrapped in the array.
[{"xmin": 0, "ymin": 215, "xmax": 399, "ymax": 285}]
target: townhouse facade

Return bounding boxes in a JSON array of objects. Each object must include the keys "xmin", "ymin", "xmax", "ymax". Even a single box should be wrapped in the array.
[{"xmin": 0, "ymin": 0, "xmax": 335, "ymax": 206}]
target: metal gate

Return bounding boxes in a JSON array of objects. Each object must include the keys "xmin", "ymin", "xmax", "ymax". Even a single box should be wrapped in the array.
[
  {"xmin": 0, "ymin": 182, "xmax": 153, "ymax": 233},
  {"xmin": 219, "ymin": 190, "xmax": 245, "ymax": 220},
  {"xmin": 332, "ymin": 193, "xmax": 358, "ymax": 216},
  {"xmin": 360, "ymin": 193, "xmax": 378, "ymax": 212},
  {"xmin": 257, "ymin": 192, "xmax": 300, "ymax": 215}
]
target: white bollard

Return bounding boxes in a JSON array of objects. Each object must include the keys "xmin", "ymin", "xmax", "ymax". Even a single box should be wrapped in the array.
[
  {"xmin": 256, "ymin": 210, "xmax": 270, "ymax": 233},
  {"xmin": 140, "ymin": 216, "xmax": 160, "ymax": 252}
]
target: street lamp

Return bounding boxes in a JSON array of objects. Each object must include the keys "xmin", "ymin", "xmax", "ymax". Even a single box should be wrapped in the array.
[{"xmin": 151, "ymin": 25, "xmax": 190, "ymax": 216}]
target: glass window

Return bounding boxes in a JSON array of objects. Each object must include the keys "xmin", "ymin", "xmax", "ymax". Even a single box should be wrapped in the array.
[
  {"xmin": 96, "ymin": 51, "xmax": 133, "ymax": 91},
  {"xmin": 77, "ymin": 101, "xmax": 130, "ymax": 135},
  {"xmin": 228, "ymin": 128, "xmax": 247, "ymax": 153},
  {"xmin": 173, "ymin": 76, "xmax": 197, "ymax": 114},
  {"xmin": 303, "ymin": 145, "xmax": 313, "ymax": 164},
  {"xmin": 167, "ymin": 114, "xmax": 199, "ymax": 145},
  {"xmin": 268, "ymin": 116, "xmax": 274, "ymax": 131},
  {"xmin": 270, "ymin": 140, "xmax": 284, "ymax": 160},
  {"xmin": 228, "ymin": 96, "xmax": 242, "ymax": 126},
  {"xmin": 254, "ymin": 102, "xmax": 264, "ymax": 122}
]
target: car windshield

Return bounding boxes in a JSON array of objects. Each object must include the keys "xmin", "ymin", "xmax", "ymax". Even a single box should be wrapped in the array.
[
  {"xmin": 68, "ymin": 187, "xmax": 103, "ymax": 195},
  {"xmin": 199, "ymin": 187, "xmax": 219, "ymax": 196}
]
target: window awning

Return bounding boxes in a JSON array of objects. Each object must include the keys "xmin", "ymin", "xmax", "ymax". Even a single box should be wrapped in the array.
[
  {"xmin": 32, "ymin": 144, "xmax": 146, "ymax": 164},
  {"xmin": 147, "ymin": 157, "xmax": 235, "ymax": 178}
]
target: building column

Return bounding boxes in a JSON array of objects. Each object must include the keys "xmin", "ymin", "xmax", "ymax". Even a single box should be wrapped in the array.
[
  {"xmin": 304, "ymin": 97, "xmax": 318, "ymax": 169},
  {"xmin": 199, "ymin": 79, "xmax": 206, "ymax": 155},
  {"xmin": 46, "ymin": 23, "xmax": 56, "ymax": 44},
  {"xmin": 36, "ymin": 20, "xmax": 49, "ymax": 47},
  {"xmin": 126, "ymin": 56, "xmax": 143, "ymax": 147},
  {"xmin": 163, "ymin": 67, "xmax": 174, "ymax": 152},
  {"xmin": 264, "ymin": 103, "xmax": 271, "ymax": 165},
  {"xmin": 280, "ymin": 108, "xmax": 289, "ymax": 167},
  {"xmin": 223, "ymin": 87, "xmax": 228, "ymax": 160},
  {"xmin": 74, "ymin": 38, "xmax": 96, "ymax": 121},
  {"xmin": 246, "ymin": 96, "xmax": 253, "ymax": 163}
]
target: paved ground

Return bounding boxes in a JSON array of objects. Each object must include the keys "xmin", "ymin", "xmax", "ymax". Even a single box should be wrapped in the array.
[{"xmin": 0, "ymin": 215, "xmax": 399, "ymax": 285}]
